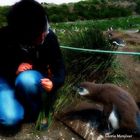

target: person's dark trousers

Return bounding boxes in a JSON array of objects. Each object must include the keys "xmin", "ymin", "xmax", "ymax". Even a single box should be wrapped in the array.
[
  {"xmin": 15, "ymin": 70, "xmax": 44, "ymax": 122},
  {"xmin": 15, "ymin": 70, "xmax": 57, "ymax": 122},
  {"xmin": 0, "ymin": 70, "xmax": 56, "ymax": 126}
]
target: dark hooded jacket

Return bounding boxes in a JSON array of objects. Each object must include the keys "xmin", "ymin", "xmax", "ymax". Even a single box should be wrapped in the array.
[{"xmin": 0, "ymin": 26, "xmax": 65, "ymax": 90}]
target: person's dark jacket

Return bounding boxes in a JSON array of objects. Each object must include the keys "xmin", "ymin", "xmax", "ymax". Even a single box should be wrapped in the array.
[{"xmin": 0, "ymin": 26, "xmax": 65, "ymax": 90}]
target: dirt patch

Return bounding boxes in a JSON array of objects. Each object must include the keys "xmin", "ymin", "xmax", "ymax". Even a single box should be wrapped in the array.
[
  {"xmin": 105, "ymin": 30, "xmax": 140, "ymax": 100},
  {"xmin": 0, "ymin": 121, "xmax": 83, "ymax": 140},
  {"xmin": 114, "ymin": 31, "xmax": 140, "ymax": 101},
  {"xmin": 117, "ymin": 47, "xmax": 140, "ymax": 101}
]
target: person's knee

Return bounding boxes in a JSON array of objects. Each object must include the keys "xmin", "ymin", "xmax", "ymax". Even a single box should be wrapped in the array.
[
  {"xmin": 15, "ymin": 70, "xmax": 43, "ymax": 86},
  {"xmin": 15, "ymin": 70, "xmax": 43, "ymax": 91}
]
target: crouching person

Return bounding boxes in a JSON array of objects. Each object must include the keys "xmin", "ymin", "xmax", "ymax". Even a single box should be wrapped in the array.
[{"xmin": 0, "ymin": 0, "xmax": 65, "ymax": 129}]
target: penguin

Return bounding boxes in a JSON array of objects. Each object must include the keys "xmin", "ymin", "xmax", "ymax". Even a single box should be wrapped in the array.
[{"xmin": 75, "ymin": 81, "xmax": 140, "ymax": 135}]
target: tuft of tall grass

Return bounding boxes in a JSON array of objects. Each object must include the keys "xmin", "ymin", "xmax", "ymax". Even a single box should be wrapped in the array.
[
  {"xmin": 54, "ymin": 28, "xmax": 117, "ymax": 113},
  {"xmin": 61, "ymin": 28, "xmax": 117, "ymax": 82},
  {"xmin": 54, "ymin": 74, "xmax": 84, "ymax": 113},
  {"xmin": 35, "ymin": 92, "xmax": 54, "ymax": 131},
  {"xmin": 103, "ymin": 59, "xmax": 129, "ymax": 85}
]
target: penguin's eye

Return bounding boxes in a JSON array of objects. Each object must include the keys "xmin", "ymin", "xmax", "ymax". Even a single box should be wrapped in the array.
[{"xmin": 77, "ymin": 87, "xmax": 89, "ymax": 96}]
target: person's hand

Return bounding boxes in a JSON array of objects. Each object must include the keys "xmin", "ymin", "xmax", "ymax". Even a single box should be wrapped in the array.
[
  {"xmin": 41, "ymin": 78, "xmax": 53, "ymax": 92},
  {"xmin": 16, "ymin": 63, "xmax": 33, "ymax": 75}
]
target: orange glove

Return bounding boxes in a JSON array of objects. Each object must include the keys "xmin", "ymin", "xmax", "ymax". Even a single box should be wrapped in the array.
[
  {"xmin": 16, "ymin": 63, "xmax": 33, "ymax": 75},
  {"xmin": 41, "ymin": 78, "xmax": 53, "ymax": 92}
]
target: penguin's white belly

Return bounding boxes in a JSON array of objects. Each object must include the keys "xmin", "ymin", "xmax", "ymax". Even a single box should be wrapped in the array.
[{"xmin": 109, "ymin": 110, "xmax": 119, "ymax": 130}]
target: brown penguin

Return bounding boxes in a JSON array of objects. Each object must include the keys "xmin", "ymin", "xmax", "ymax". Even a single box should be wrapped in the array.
[{"xmin": 76, "ymin": 81, "xmax": 140, "ymax": 134}]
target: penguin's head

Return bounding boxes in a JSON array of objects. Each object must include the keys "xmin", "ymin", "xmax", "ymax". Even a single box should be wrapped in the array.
[{"xmin": 73, "ymin": 82, "xmax": 92, "ymax": 96}]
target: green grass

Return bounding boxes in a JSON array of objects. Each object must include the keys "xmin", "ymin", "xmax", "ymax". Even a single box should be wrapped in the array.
[
  {"xmin": 52, "ymin": 28, "xmax": 118, "ymax": 113},
  {"xmin": 104, "ymin": 59, "xmax": 129, "ymax": 86},
  {"xmin": 52, "ymin": 16, "xmax": 140, "ymax": 34},
  {"xmin": 54, "ymin": 75, "xmax": 80, "ymax": 112}
]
